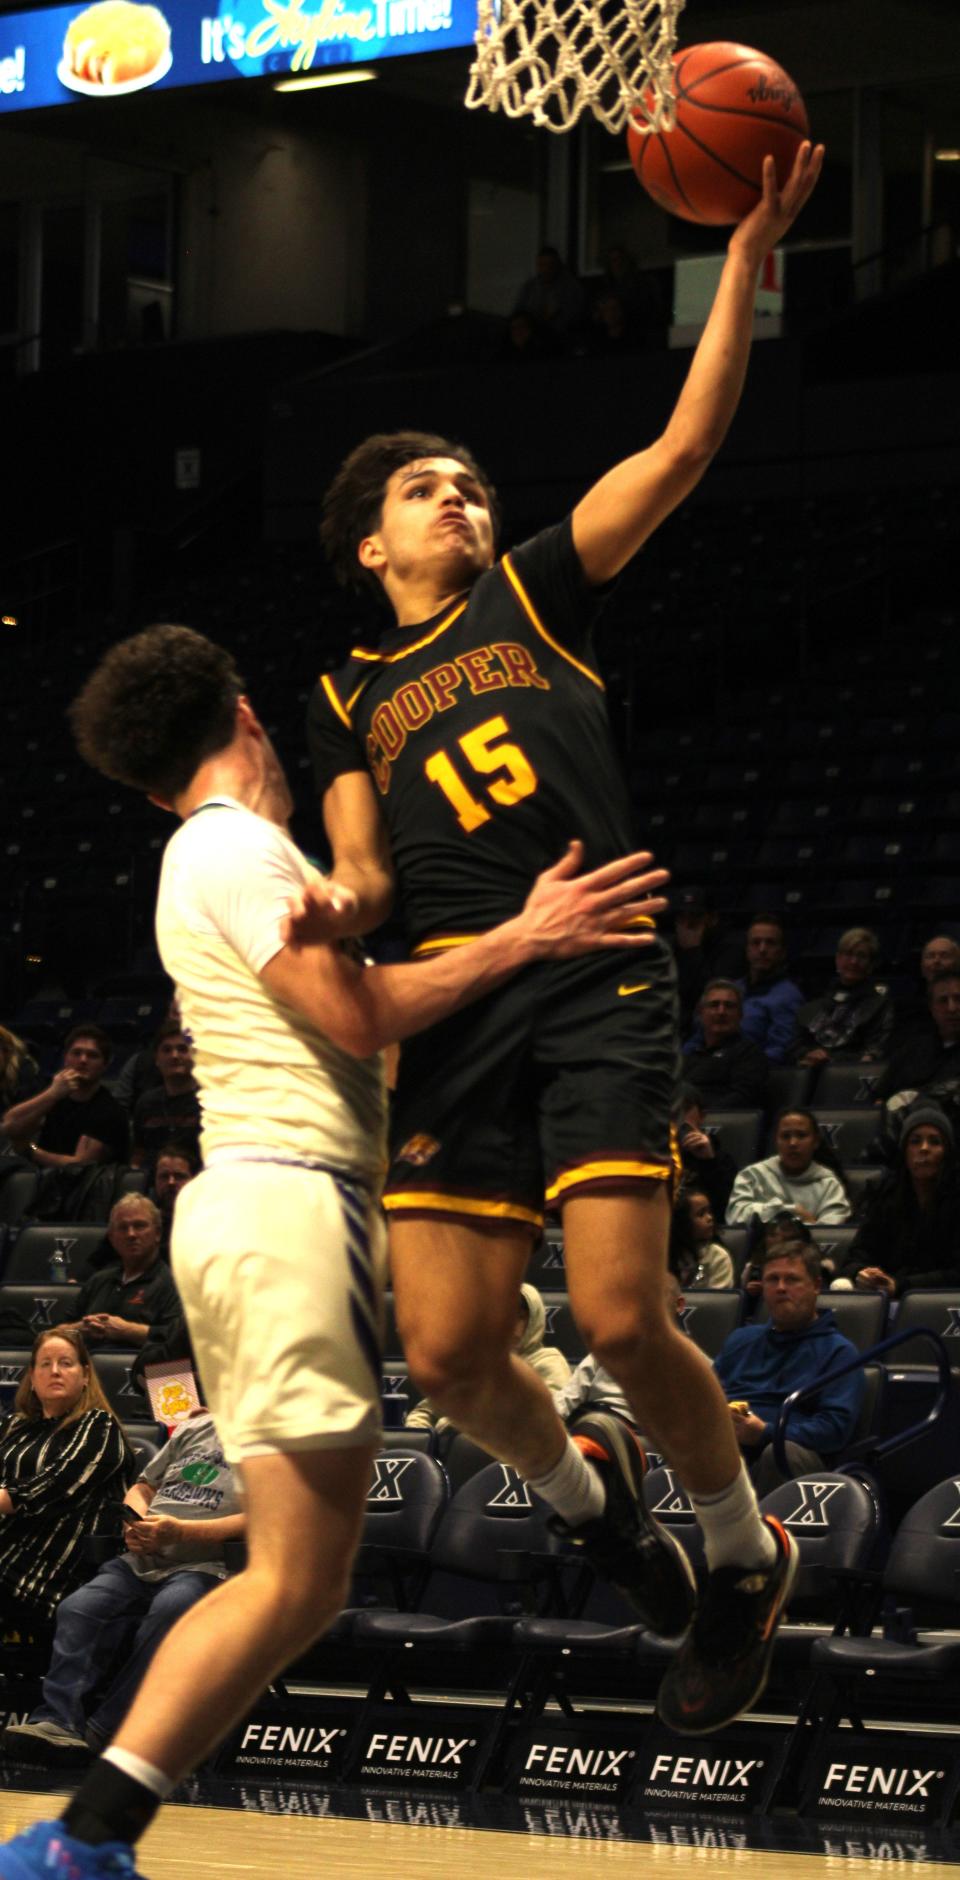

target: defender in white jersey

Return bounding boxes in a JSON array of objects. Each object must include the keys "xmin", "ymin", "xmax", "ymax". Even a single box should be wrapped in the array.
[
  {"xmin": 0, "ymin": 624, "xmax": 668, "ymax": 1880},
  {"xmin": 156, "ymin": 796, "xmax": 389, "ymax": 1458}
]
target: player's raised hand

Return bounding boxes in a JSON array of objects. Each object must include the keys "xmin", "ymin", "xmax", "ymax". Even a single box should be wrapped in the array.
[
  {"xmin": 281, "ymin": 869, "xmax": 359, "ymax": 947},
  {"xmin": 729, "ymin": 140, "xmax": 824, "ymax": 264},
  {"xmin": 519, "ymin": 839, "xmax": 670, "ymax": 958}
]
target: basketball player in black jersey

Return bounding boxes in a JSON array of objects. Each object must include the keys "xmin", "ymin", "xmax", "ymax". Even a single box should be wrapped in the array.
[{"xmin": 307, "ymin": 143, "xmax": 823, "ymax": 1733}]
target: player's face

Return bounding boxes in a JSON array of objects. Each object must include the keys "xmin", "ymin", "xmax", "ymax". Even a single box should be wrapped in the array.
[{"xmin": 367, "ymin": 458, "xmax": 495, "ymax": 591}]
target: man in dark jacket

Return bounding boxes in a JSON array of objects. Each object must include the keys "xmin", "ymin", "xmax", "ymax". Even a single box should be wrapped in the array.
[
  {"xmin": 683, "ymin": 980, "xmax": 769, "ymax": 1111},
  {"xmin": 737, "ymin": 914, "xmax": 804, "ymax": 1063},
  {"xmin": 714, "ymin": 1243, "xmax": 863, "ymax": 1494},
  {"xmin": 875, "ymin": 971, "xmax": 960, "ymax": 1112}
]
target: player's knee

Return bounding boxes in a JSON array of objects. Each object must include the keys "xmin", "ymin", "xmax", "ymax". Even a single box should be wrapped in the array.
[
  {"xmin": 584, "ymin": 1294, "xmax": 676, "ymax": 1376},
  {"xmin": 404, "ymin": 1327, "xmax": 505, "ymax": 1407}
]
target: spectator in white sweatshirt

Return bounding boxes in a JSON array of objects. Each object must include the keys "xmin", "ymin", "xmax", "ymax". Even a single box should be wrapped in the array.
[{"xmin": 725, "ymin": 1109, "xmax": 852, "ymax": 1229}]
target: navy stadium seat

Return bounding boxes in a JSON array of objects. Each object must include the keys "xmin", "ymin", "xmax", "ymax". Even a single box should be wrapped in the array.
[
  {"xmin": 678, "ymin": 1288, "xmax": 743, "ymax": 1359},
  {"xmin": 4, "ymin": 1224, "xmax": 105, "ymax": 1284},
  {"xmin": 813, "ymin": 1063, "xmax": 888, "ymax": 1108},
  {"xmin": 0, "ymin": 1283, "xmax": 76, "ymax": 1342},
  {"xmin": 704, "ymin": 1111, "xmax": 763, "ymax": 1171}
]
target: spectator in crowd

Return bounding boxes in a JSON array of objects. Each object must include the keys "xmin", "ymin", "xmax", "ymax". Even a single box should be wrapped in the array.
[
  {"xmin": 1, "ymin": 1027, "xmax": 128, "ymax": 1170},
  {"xmin": 109, "ymin": 995, "xmax": 179, "ymax": 1116},
  {"xmin": 64, "ymin": 1196, "xmax": 181, "ymax": 1350},
  {"xmin": 0, "ymin": 1329, "xmax": 128, "ymax": 1624},
  {"xmin": 671, "ymin": 888, "xmax": 743, "ymax": 1033},
  {"xmin": 834, "ymin": 1105, "xmax": 960, "ymax": 1298},
  {"xmin": 875, "ymin": 970, "xmax": 960, "ymax": 1119},
  {"xmin": 891, "ymin": 935, "xmax": 960, "ymax": 1047},
  {"xmin": 130, "ymin": 1024, "xmax": 201, "ymax": 1176},
  {"xmin": 553, "ymin": 1274, "xmax": 685, "ymax": 1433},
  {"xmin": 585, "ymin": 289, "xmax": 640, "ymax": 356},
  {"xmin": 737, "ymin": 914, "xmax": 804, "ymax": 1063},
  {"xmin": 677, "ymin": 1086, "xmax": 737, "ymax": 1220},
  {"xmin": 670, "ymin": 1189, "xmax": 734, "ymax": 1289},
  {"xmin": 2, "ymin": 1406, "xmax": 242, "ymax": 1764},
  {"xmin": 683, "ymin": 980, "xmax": 769, "ymax": 1110},
  {"xmin": 0, "ymin": 1026, "xmax": 40, "ymax": 1112},
  {"xmin": 151, "ymin": 1143, "xmax": 198, "ymax": 1255},
  {"xmin": 499, "ymin": 309, "xmax": 562, "ymax": 363},
  {"xmin": 726, "ymin": 1109, "xmax": 852, "ymax": 1229},
  {"xmin": 714, "ymin": 1243, "xmax": 863, "ymax": 1493},
  {"xmin": 514, "ymin": 245, "xmax": 585, "ymax": 342},
  {"xmin": 791, "ymin": 928, "xmax": 894, "ymax": 1067},
  {"xmin": 405, "ymin": 1283, "xmax": 569, "ymax": 1434},
  {"xmin": 594, "ymin": 243, "xmax": 664, "ymax": 342},
  {"xmin": 738, "ymin": 1211, "xmax": 817, "ymax": 1296}
]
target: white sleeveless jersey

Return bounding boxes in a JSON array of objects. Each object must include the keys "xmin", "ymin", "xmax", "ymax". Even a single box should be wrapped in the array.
[{"xmin": 155, "ymin": 796, "xmax": 387, "ymax": 1188}]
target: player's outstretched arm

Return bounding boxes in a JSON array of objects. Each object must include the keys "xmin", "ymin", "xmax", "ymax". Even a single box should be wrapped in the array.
[
  {"xmin": 264, "ymin": 840, "xmax": 668, "ymax": 1057},
  {"xmin": 571, "ymin": 139, "xmax": 824, "ymax": 586}
]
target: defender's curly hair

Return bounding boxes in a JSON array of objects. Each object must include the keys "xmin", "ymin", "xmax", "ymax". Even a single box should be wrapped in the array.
[
  {"xmin": 320, "ymin": 430, "xmax": 500, "ymax": 597},
  {"xmin": 69, "ymin": 625, "xmax": 245, "ymax": 801}
]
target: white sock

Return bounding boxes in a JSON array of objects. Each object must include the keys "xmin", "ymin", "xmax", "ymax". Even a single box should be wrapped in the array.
[
  {"xmin": 103, "ymin": 1746, "xmax": 175, "ymax": 1800},
  {"xmin": 528, "ymin": 1432, "xmax": 606, "ymax": 1527},
  {"xmin": 690, "ymin": 1461, "xmax": 777, "ymax": 1573}
]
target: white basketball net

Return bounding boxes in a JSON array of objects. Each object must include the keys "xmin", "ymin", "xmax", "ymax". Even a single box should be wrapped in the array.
[{"xmin": 465, "ymin": 0, "xmax": 685, "ymax": 135}]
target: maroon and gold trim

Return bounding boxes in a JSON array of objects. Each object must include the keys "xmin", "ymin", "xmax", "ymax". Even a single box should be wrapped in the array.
[
  {"xmin": 350, "ymin": 599, "xmax": 470, "ymax": 667},
  {"xmin": 546, "ymin": 1126, "xmax": 683, "ymax": 1206},
  {"xmin": 501, "ymin": 554, "xmax": 605, "ymax": 691},
  {"xmin": 410, "ymin": 933, "xmax": 480, "ymax": 957},
  {"xmin": 382, "ymin": 1188, "xmax": 543, "ymax": 1231},
  {"xmin": 319, "ymin": 672, "xmax": 352, "ymax": 730}
]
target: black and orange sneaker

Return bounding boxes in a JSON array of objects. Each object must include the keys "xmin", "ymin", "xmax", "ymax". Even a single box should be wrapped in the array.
[
  {"xmin": 555, "ymin": 1412, "xmax": 697, "ymax": 1639},
  {"xmin": 656, "ymin": 1513, "xmax": 799, "ymax": 1735}
]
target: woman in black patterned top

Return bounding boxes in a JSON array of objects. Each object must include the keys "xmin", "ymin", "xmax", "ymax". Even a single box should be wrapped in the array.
[{"xmin": 0, "ymin": 1328, "xmax": 128, "ymax": 1621}]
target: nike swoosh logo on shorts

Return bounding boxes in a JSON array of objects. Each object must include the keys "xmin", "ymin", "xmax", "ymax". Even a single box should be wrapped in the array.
[{"xmin": 618, "ymin": 981, "xmax": 651, "ymax": 997}]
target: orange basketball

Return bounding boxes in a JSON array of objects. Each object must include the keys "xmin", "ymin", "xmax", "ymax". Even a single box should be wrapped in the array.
[{"xmin": 628, "ymin": 42, "xmax": 809, "ymax": 227}]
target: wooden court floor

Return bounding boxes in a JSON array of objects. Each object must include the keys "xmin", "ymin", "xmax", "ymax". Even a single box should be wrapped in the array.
[{"xmin": 4, "ymin": 1789, "xmax": 960, "ymax": 1878}]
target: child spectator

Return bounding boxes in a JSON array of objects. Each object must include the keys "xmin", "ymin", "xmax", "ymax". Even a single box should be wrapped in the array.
[{"xmin": 405, "ymin": 1283, "xmax": 569, "ymax": 1434}]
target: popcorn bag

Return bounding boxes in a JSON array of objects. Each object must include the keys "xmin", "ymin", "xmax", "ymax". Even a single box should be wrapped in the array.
[{"xmin": 144, "ymin": 1357, "xmax": 201, "ymax": 1430}]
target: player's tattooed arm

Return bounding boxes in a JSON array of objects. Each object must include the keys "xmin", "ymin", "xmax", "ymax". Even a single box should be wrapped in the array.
[
  {"xmin": 293, "ymin": 770, "xmax": 396, "ymax": 942},
  {"xmin": 571, "ymin": 139, "xmax": 823, "ymax": 587}
]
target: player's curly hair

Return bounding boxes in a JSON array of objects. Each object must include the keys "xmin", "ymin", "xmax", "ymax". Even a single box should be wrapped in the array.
[
  {"xmin": 320, "ymin": 430, "xmax": 500, "ymax": 597},
  {"xmin": 69, "ymin": 624, "xmax": 245, "ymax": 801}
]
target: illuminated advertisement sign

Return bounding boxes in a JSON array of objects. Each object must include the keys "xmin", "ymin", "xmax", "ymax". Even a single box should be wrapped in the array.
[{"xmin": 0, "ymin": 0, "xmax": 476, "ymax": 113}]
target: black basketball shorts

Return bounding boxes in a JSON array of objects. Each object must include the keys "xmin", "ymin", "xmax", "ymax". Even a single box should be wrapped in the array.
[{"xmin": 383, "ymin": 937, "xmax": 682, "ymax": 1232}]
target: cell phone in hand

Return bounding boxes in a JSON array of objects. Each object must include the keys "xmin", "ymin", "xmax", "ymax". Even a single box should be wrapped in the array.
[{"xmin": 120, "ymin": 1504, "xmax": 143, "ymax": 1525}]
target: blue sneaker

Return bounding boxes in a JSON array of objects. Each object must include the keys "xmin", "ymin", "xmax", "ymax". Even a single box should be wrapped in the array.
[{"xmin": 0, "ymin": 1821, "xmax": 145, "ymax": 1878}]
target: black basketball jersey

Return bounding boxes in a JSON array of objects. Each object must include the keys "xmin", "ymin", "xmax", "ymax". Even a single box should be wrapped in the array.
[{"xmin": 308, "ymin": 518, "xmax": 640, "ymax": 949}]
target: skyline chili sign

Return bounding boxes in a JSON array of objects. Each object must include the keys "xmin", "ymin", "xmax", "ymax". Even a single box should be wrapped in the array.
[{"xmin": 0, "ymin": 0, "xmax": 476, "ymax": 113}]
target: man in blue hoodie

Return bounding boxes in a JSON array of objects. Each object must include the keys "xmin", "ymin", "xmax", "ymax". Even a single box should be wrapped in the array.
[{"xmin": 714, "ymin": 1243, "xmax": 863, "ymax": 1495}]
